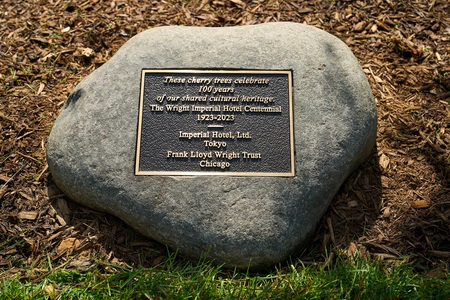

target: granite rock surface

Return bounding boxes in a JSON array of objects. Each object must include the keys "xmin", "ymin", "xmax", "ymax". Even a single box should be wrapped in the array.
[{"xmin": 47, "ymin": 22, "xmax": 377, "ymax": 269}]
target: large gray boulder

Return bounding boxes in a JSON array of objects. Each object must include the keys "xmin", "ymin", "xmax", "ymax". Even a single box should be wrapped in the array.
[{"xmin": 47, "ymin": 22, "xmax": 377, "ymax": 269}]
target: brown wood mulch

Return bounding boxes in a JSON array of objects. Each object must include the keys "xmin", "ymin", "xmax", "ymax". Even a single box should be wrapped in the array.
[{"xmin": 1, "ymin": 0, "xmax": 449, "ymax": 277}]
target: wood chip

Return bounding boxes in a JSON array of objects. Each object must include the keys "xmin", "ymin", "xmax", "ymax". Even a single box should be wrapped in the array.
[
  {"xmin": 80, "ymin": 47, "xmax": 94, "ymax": 57},
  {"xmin": 30, "ymin": 37, "xmax": 49, "ymax": 44},
  {"xmin": 18, "ymin": 211, "xmax": 38, "ymax": 220},
  {"xmin": 56, "ymin": 214, "xmax": 67, "ymax": 226},
  {"xmin": 0, "ymin": 174, "xmax": 11, "ymax": 182},
  {"xmin": 230, "ymin": 0, "xmax": 245, "ymax": 6},
  {"xmin": 379, "ymin": 154, "xmax": 390, "ymax": 169},
  {"xmin": 36, "ymin": 83, "xmax": 45, "ymax": 95},
  {"xmin": 411, "ymin": 200, "xmax": 431, "ymax": 209},
  {"xmin": 347, "ymin": 242, "xmax": 358, "ymax": 257},
  {"xmin": 326, "ymin": 217, "xmax": 335, "ymax": 245},
  {"xmin": 297, "ymin": 8, "xmax": 313, "ymax": 14},
  {"xmin": 428, "ymin": 250, "xmax": 450, "ymax": 258},
  {"xmin": 354, "ymin": 21, "xmax": 367, "ymax": 32},
  {"xmin": 19, "ymin": 191, "xmax": 34, "ymax": 201},
  {"xmin": 57, "ymin": 198, "xmax": 70, "ymax": 216},
  {"xmin": 372, "ymin": 253, "xmax": 397, "ymax": 260}
]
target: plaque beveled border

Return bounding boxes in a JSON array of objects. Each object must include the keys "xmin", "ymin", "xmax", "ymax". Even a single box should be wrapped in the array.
[{"xmin": 135, "ymin": 69, "xmax": 295, "ymax": 177}]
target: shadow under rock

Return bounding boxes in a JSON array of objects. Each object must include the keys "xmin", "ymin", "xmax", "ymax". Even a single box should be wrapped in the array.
[{"xmin": 302, "ymin": 146, "xmax": 383, "ymax": 260}]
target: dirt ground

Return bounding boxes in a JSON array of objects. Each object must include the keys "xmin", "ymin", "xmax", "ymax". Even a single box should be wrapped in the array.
[{"xmin": 1, "ymin": 0, "xmax": 449, "ymax": 277}]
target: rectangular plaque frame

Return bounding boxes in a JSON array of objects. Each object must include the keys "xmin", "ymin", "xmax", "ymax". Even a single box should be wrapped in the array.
[{"xmin": 135, "ymin": 69, "xmax": 295, "ymax": 177}]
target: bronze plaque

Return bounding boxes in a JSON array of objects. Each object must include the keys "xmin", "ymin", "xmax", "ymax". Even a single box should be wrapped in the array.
[{"xmin": 135, "ymin": 70, "xmax": 295, "ymax": 176}]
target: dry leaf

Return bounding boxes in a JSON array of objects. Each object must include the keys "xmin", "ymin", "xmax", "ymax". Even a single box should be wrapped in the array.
[
  {"xmin": 372, "ymin": 253, "xmax": 397, "ymax": 260},
  {"xmin": 43, "ymin": 284, "xmax": 55, "ymax": 294},
  {"xmin": 56, "ymin": 214, "xmax": 67, "ymax": 226},
  {"xmin": 298, "ymin": 8, "xmax": 313, "ymax": 13},
  {"xmin": 382, "ymin": 207, "xmax": 391, "ymax": 218},
  {"xmin": 19, "ymin": 191, "xmax": 34, "ymax": 201},
  {"xmin": 57, "ymin": 238, "xmax": 81, "ymax": 253},
  {"xmin": 347, "ymin": 242, "xmax": 358, "ymax": 257},
  {"xmin": 78, "ymin": 47, "xmax": 94, "ymax": 57}
]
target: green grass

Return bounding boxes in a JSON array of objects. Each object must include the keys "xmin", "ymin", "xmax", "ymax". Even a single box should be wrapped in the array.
[{"xmin": 1, "ymin": 254, "xmax": 448, "ymax": 299}]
